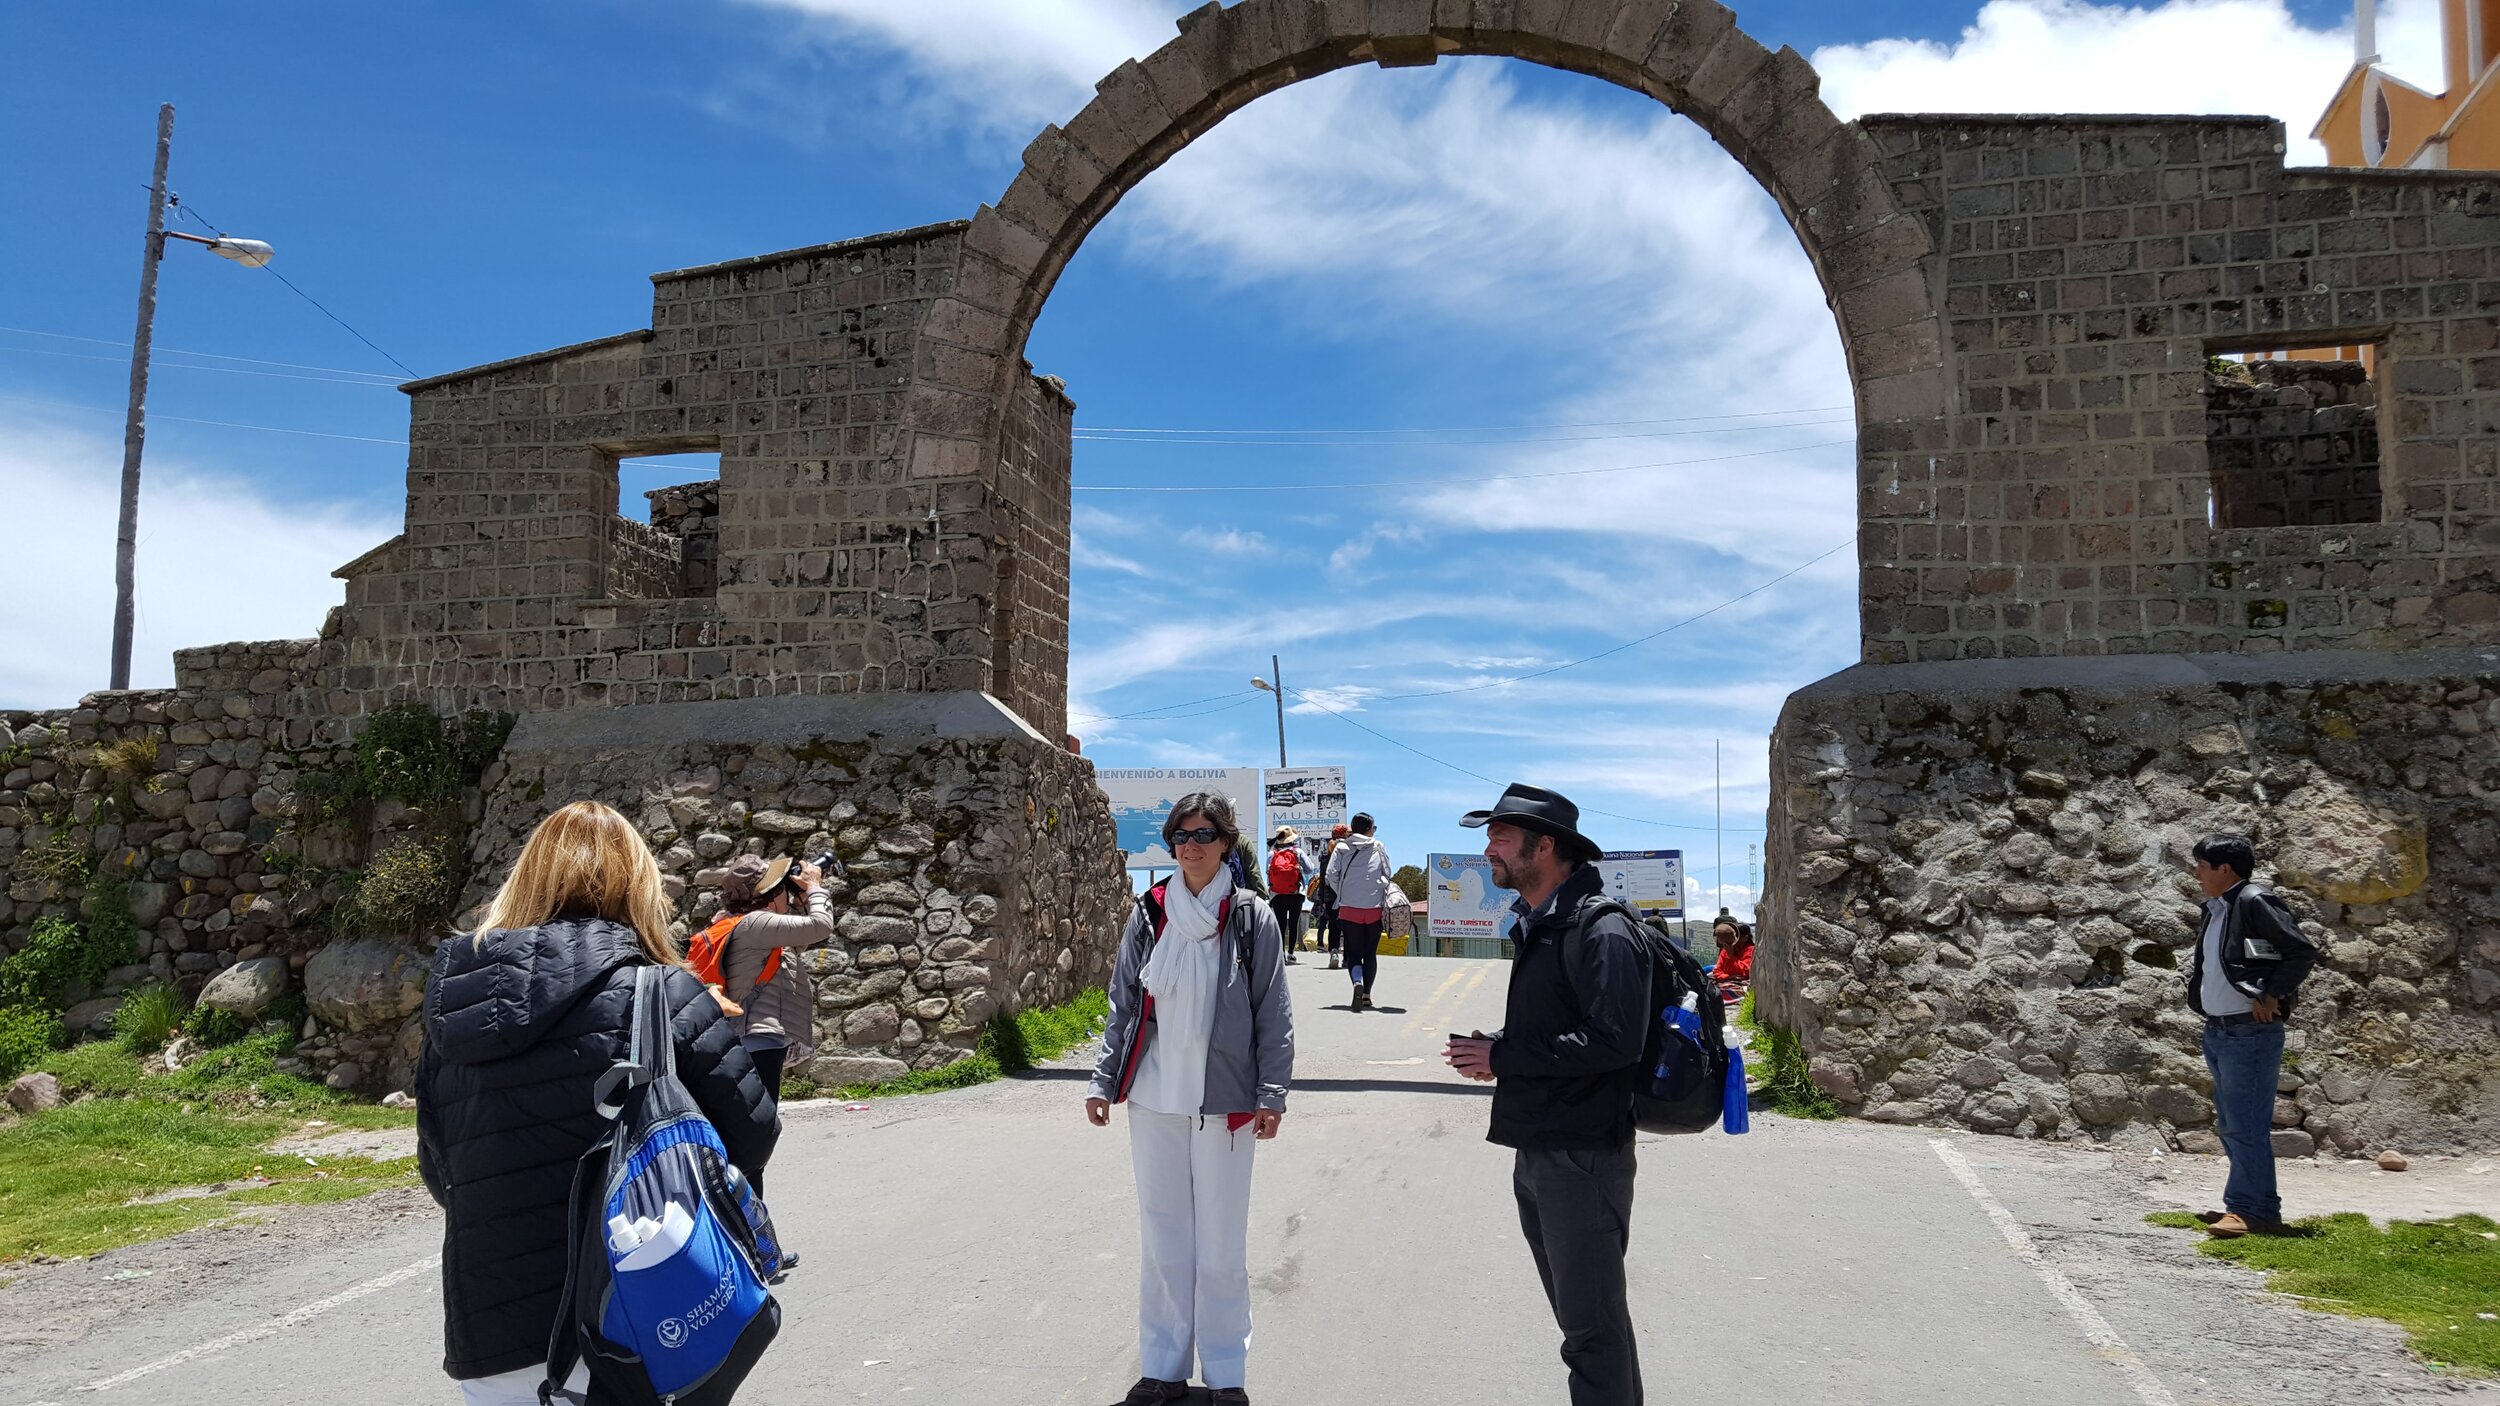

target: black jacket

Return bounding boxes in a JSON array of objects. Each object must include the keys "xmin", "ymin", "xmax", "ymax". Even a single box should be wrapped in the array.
[
  {"xmin": 1487, "ymin": 866, "xmax": 1653, "ymax": 1151},
  {"xmin": 2184, "ymin": 880, "xmax": 2320, "ymax": 1018},
  {"xmin": 415, "ymin": 918, "xmax": 779, "ymax": 1380}
]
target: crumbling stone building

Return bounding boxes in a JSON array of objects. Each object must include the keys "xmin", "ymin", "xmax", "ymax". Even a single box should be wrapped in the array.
[{"xmin": 3, "ymin": 0, "xmax": 2493, "ymax": 1144}]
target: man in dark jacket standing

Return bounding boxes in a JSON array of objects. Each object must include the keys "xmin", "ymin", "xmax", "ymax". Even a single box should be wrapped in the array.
[
  {"xmin": 1445, "ymin": 784, "xmax": 1650, "ymax": 1406},
  {"xmin": 2185, "ymin": 833, "xmax": 2319, "ymax": 1238}
]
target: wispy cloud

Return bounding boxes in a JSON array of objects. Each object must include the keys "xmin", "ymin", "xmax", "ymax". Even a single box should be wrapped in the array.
[
  {"xmin": 0, "ymin": 413, "xmax": 393, "ymax": 709},
  {"xmin": 1814, "ymin": 0, "xmax": 2446, "ymax": 165}
]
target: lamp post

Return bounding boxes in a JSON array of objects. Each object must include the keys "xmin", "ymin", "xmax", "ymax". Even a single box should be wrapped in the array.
[
  {"xmin": 1251, "ymin": 657, "xmax": 1287, "ymax": 767},
  {"xmin": 111, "ymin": 102, "xmax": 276, "ymax": 690}
]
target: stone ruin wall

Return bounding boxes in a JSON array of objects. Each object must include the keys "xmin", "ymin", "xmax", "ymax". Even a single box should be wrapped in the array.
[
  {"xmin": 465, "ymin": 698, "xmax": 1127, "ymax": 1088},
  {"xmin": 1761, "ymin": 649, "xmax": 2500, "ymax": 1155},
  {"xmin": 0, "ymin": 675, "xmax": 1128, "ymax": 1094}
]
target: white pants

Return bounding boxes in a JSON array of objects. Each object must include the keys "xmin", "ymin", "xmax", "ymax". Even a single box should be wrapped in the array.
[
  {"xmin": 458, "ymin": 1362, "xmax": 588, "ymax": 1405},
  {"xmin": 1128, "ymin": 1107, "xmax": 1258, "ymax": 1388}
]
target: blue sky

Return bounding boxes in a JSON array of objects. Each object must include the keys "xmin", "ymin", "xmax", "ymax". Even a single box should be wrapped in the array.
[{"xmin": 1, "ymin": 0, "xmax": 2436, "ymax": 913}]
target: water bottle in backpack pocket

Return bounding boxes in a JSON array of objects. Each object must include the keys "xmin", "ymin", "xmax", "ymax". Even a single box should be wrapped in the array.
[{"xmin": 1593, "ymin": 901, "xmax": 1743, "ymax": 1136}]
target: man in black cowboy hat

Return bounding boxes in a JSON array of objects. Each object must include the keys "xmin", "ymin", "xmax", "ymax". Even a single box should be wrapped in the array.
[{"xmin": 1444, "ymin": 783, "xmax": 1650, "ymax": 1406}]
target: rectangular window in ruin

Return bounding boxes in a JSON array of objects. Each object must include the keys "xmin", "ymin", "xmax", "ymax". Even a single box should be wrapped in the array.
[
  {"xmin": 2203, "ymin": 349, "xmax": 2384, "ymax": 530},
  {"xmin": 605, "ymin": 445, "xmax": 720, "ymax": 600}
]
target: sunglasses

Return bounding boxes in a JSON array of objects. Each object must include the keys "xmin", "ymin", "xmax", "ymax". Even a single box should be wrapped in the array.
[{"xmin": 1168, "ymin": 826, "xmax": 1224, "ymax": 847}]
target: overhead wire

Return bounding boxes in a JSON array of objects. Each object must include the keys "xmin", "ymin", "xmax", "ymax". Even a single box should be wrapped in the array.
[
  {"xmin": 167, "ymin": 195, "xmax": 419, "ymax": 378},
  {"xmin": 0, "ymin": 343, "xmax": 406, "ymax": 387},
  {"xmin": 1072, "ymin": 436, "xmax": 1854, "ymax": 493},
  {"xmin": 1068, "ymin": 687, "xmax": 1264, "ymax": 725},
  {"xmin": 1368, "ymin": 538, "xmax": 1856, "ymax": 701},
  {"xmin": 0, "ymin": 326, "xmax": 403, "ymax": 380},
  {"xmin": 1281, "ymin": 685, "xmax": 1718, "ymax": 835},
  {"xmin": 1072, "ymin": 414, "xmax": 1852, "ymax": 448}
]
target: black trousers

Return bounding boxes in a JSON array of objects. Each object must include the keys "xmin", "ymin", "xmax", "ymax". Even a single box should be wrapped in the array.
[
  {"xmin": 1313, "ymin": 900, "xmax": 1338, "ymax": 953},
  {"xmin": 746, "ymin": 1044, "xmax": 786, "ymax": 1197},
  {"xmin": 1513, "ymin": 1145, "xmax": 1642, "ymax": 1406},
  {"xmin": 1268, "ymin": 892, "xmax": 1304, "ymax": 951},
  {"xmin": 1340, "ymin": 918, "xmax": 1383, "ymax": 991}
]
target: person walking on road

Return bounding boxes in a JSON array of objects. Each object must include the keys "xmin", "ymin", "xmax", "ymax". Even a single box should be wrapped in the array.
[
  {"xmin": 1444, "ymin": 783, "xmax": 1651, "ymax": 1406},
  {"xmin": 2186, "ymin": 833, "xmax": 2319, "ymax": 1238},
  {"xmin": 699, "ymin": 853, "xmax": 836, "ymax": 1196},
  {"xmin": 1086, "ymin": 791, "xmax": 1296, "ymax": 1406},
  {"xmin": 416, "ymin": 801, "xmax": 778, "ymax": 1406},
  {"xmin": 1326, "ymin": 812, "xmax": 1394, "ymax": 1009},
  {"xmin": 1266, "ymin": 827, "xmax": 1306, "ymax": 965},
  {"xmin": 1311, "ymin": 822, "xmax": 1349, "ymax": 968}
]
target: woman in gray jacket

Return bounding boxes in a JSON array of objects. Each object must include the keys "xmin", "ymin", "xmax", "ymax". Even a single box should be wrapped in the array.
[{"xmin": 1086, "ymin": 791, "xmax": 1294, "ymax": 1406}]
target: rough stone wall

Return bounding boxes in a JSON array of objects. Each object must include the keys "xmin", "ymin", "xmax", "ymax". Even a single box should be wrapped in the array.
[
  {"xmin": 1861, "ymin": 115, "xmax": 2500, "ymax": 659},
  {"xmin": 461, "ymin": 694, "xmax": 1128, "ymax": 1086},
  {"xmin": 645, "ymin": 480, "xmax": 721, "ymax": 597},
  {"xmin": 2206, "ymin": 360, "xmax": 2380, "ymax": 530},
  {"xmin": 1763, "ymin": 650, "xmax": 2500, "ymax": 1152},
  {"xmin": 0, "ymin": 642, "xmax": 354, "ymax": 1033}
]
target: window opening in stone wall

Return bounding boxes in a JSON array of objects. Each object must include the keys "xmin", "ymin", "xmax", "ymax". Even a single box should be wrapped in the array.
[
  {"xmin": 607, "ymin": 447, "xmax": 721, "ymax": 600},
  {"xmin": 2204, "ymin": 346, "xmax": 2384, "ymax": 530}
]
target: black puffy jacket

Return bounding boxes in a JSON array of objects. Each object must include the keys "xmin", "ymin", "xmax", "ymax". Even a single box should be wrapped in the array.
[{"xmin": 415, "ymin": 918, "xmax": 779, "ymax": 1380}]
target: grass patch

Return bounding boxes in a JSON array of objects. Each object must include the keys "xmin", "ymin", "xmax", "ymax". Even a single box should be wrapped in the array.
[
  {"xmin": 111, "ymin": 982, "xmax": 185, "ymax": 1050},
  {"xmin": 0, "ymin": 1098, "xmax": 416, "ymax": 1261},
  {"xmin": 2147, "ymin": 1211, "xmax": 2500, "ymax": 1376},
  {"xmin": 1733, "ymin": 991, "xmax": 1837, "ymax": 1120},
  {"xmin": 836, "ymin": 988, "xmax": 1109, "ymax": 1100}
]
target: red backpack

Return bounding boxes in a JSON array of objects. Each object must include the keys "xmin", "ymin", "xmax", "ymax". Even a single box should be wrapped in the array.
[{"xmin": 1266, "ymin": 848, "xmax": 1303, "ymax": 895}]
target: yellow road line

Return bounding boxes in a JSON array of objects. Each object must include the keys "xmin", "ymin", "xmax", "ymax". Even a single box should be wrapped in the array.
[{"xmin": 1400, "ymin": 962, "xmax": 1472, "ymax": 1038}]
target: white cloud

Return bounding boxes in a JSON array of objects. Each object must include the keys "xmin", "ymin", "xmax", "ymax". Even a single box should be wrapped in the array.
[
  {"xmin": 0, "ymin": 415, "xmax": 393, "ymax": 710},
  {"xmin": 1814, "ymin": 0, "xmax": 2447, "ymax": 165},
  {"xmin": 1286, "ymin": 685, "xmax": 1380, "ymax": 716},
  {"xmin": 724, "ymin": 0, "xmax": 1163, "ymax": 143},
  {"xmin": 1178, "ymin": 527, "xmax": 1271, "ymax": 556}
]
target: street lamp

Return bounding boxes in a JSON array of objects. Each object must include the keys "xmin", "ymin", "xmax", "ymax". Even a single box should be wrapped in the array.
[
  {"xmin": 1251, "ymin": 657, "xmax": 1287, "ymax": 768},
  {"xmin": 111, "ymin": 102, "xmax": 276, "ymax": 691}
]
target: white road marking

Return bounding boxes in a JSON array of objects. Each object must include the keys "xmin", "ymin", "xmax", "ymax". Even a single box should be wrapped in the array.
[
  {"xmin": 1930, "ymin": 1139, "xmax": 2180, "ymax": 1406},
  {"xmin": 72, "ymin": 1254, "xmax": 442, "ymax": 1393}
]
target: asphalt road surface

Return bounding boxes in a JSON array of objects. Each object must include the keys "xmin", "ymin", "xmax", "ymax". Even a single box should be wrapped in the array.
[{"xmin": 6, "ymin": 955, "xmax": 2493, "ymax": 1405}]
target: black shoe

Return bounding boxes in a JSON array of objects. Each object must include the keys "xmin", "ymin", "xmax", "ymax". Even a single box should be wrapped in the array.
[
  {"xmin": 768, "ymin": 1248, "xmax": 800, "ymax": 1283},
  {"xmin": 1124, "ymin": 1378, "xmax": 1189, "ymax": 1404},
  {"xmin": 1209, "ymin": 1389, "xmax": 1251, "ymax": 1405}
]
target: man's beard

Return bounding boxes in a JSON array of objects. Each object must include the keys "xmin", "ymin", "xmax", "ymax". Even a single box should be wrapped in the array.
[{"xmin": 1487, "ymin": 856, "xmax": 1513, "ymax": 888}]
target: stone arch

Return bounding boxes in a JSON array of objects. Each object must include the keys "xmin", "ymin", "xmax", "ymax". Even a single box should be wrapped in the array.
[{"xmin": 897, "ymin": 0, "xmax": 1948, "ymax": 723}]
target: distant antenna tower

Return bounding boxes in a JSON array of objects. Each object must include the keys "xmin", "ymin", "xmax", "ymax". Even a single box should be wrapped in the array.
[{"xmin": 1746, "ymin": 842, "xmax": 1758, "ymax": 908}]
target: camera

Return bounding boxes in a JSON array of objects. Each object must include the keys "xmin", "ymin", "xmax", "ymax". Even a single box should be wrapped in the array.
[{"xmin": 811, "ymin": 850, "xmax": 844, "ymax": 880}]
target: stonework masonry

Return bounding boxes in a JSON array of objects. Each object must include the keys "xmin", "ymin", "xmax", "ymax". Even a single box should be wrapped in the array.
[
  {"xmin": 1760, "ymin": 648, "xmax": 2500, "ymax": 1153},
  {"xmin": 5, "ymin": 0, "xmax": 2496, "ymax": 1142}
]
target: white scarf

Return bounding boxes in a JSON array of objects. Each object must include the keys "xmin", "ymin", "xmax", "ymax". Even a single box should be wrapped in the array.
[{"xmin": 1142, "ymin": 865, "xmax": 1231, "ymax": 997}]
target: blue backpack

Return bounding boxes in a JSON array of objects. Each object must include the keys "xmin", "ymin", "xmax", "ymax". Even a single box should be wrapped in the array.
[
  {"xmin": 543, "ymin": 965, "xmax": 784, "ymax": 1405},
  {"xmin": 1577, "ymin": 898, "xmax": 1749, "ymax": 1136}
]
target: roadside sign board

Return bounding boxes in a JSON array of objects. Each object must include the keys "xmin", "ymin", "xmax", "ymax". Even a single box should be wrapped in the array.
[
  {"xmin": 1598, "ymin": 849, "xmax": 1684, "ymax": 917},
  {"xmin": 1262, "ymin": 766, "xmax": 1346, "ymax": 838},
  {"xmin": 1426, "ymin": 853, "xmax": 1520, "ymax": 940},
  {"xmin": 1096, "ymin": 767, "xmax": 1262, "ymax": 868}
]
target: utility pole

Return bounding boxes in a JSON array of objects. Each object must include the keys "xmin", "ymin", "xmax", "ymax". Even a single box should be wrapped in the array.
[
  {"xmin": 112, "ymin": 103, "xmax": 175, "ymax": 692},
  {"xmin": 1714, "ymin": 738, "xmax": 1723, "ymax": 917},
  {"xmin": 1251, "ymin": 658, "xmax": 1287, "ymax": 767},
  {"xmin": 1269, "ymin": 654, "xmax": 1287, "ymax": 767}
]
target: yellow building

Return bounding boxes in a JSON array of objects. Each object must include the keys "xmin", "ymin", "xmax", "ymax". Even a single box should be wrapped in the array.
[
  {"xmin": 2256, "ymin": 2, "xmax": 2500, "ymax": 365},
  {"xmin": 2316, "ymin": 0, "xmax": 2500, "ymax": 169}
]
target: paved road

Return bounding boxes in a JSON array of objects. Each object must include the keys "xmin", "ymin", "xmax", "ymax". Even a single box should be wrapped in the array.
[{"xmin": 5, "ymin": 955, "xmax": 2492, "ymax": 1405}]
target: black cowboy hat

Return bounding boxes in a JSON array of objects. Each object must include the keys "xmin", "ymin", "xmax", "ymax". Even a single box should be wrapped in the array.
[{"xmin": 1458, "ymin": 782, "xmax": 1602, "ymax": 863}]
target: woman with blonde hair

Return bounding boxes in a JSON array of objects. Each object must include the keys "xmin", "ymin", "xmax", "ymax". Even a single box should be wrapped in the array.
[{"xmin": 416, "ymin": 800, "xmax": 778, "ymax": 1406}]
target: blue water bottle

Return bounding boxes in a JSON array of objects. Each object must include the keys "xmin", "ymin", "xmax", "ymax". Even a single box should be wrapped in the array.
[{"xmin": 1721, "ymin": 1027, "xmax": 1751, "ymax": 1134}]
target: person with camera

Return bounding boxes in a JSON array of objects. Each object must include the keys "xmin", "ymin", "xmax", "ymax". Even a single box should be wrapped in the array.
[{"xmin": 697, "ymin": 853, "xmax": 836, "ymax": 1194}]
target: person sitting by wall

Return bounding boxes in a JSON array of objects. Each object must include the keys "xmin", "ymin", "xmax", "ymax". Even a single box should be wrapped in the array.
[{"xmin": 1709, "ymin": 918, "xmax": 1755, "ymax": 1000}]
